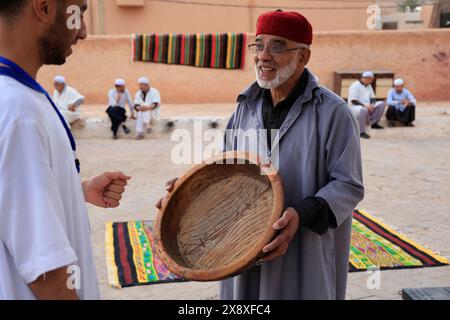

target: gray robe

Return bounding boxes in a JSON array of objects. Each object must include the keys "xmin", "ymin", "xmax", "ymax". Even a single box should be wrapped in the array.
[{"xmin": 220, "ymin": 68, "xmax": 364, "ymax": 300}]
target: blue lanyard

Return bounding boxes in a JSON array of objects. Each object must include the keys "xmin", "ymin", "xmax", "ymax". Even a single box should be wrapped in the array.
[{"xmin": 0, "ymin": 56, "xmax": 80, "ymax": 173}]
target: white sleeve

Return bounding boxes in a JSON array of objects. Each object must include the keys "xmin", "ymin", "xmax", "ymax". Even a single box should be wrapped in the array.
[
  {"xmin": 151, "ymin": 89, "xmax": 161, "ymax": 105},
  {"xmin": 0, "ymin": 119, "xmax": 77, "ymax": 284},
  {"xmin": 406, "ymin": 89, "xmax": 417, "ymax": 105},
  {"xmin": 386, "ymin": 89, "xmax": 396, "ymax": 105},
  {"xmin": 134, "ymin": 92, "xmax": 141, "ymax": 105},
  {"xmin": 347, "ymin": 83, "xmax": 360, "ymax": 103},
  {"xmin": 67, "ymin": 87, "xmax": 85, "ymax": 105},
  {"xmin": 108, "ymin": 90, "xmax": 116, "ymax": 107}
]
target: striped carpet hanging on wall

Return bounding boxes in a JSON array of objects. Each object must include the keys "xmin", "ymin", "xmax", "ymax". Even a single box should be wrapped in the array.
[{"xmin": 132, "ymin": 33, "xmax": 247, "ymax": 70}]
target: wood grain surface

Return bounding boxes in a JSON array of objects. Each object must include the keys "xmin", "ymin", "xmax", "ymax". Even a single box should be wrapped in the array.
[{"xmin": 154, "ymin": 152, "xmax": 284, "ymax": 281}]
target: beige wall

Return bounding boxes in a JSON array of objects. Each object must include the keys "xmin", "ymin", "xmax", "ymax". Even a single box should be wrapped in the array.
[
  {"xmin": 37, "ymin": 29, "xmax": 450, "ymax": 104},
  {"xmin": 421, "ymin": 4, "xmax": 436, "ymax": 28},
  {"xmin": 85, "ymin": 0, "xmax": 377, "ymax": 34}
]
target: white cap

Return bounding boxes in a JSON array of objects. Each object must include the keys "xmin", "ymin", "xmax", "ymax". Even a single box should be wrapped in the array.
[
  {"xmin": 394, "ymin": 79, "xmax": 404, "ymax": 86},
  {"xmin": 54, "ymin": 76, "xmax": 66, "ymax": 84},
  {"xmin": 138, "ymin": 77, "xmax": 150, "ymax": 85},
  {"xmin": 115, "ymin": 78, "xmax": 126, "ymax": 86},
  {"xmin": 362, "ymin": 71, "xmax": 374, "ymax": 78}
]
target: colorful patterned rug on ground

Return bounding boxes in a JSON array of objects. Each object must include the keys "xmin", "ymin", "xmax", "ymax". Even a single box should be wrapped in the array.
[
  {"xmin": 105, "ymin": 221, "xmax": 185, "ymax": 288},
  {"xmin": 350, "ymin": 210, "xmax": 448, "ymax": 272},
  {"xmin": 132, "ymin": 33, "xmax": 247, "ymax": 69},
  {"xmin": 105, "ymin": 211, "xmax": 448, "ymax": 288}
]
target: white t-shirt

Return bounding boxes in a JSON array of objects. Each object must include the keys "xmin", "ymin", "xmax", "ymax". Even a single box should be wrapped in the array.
[
  {"xmin": 348, "ymin": 81, "xmax": 375, "ymax": 108},
  {"xmin": 0, "ymin": 76, "xmax": 100, "ymax": 300}
]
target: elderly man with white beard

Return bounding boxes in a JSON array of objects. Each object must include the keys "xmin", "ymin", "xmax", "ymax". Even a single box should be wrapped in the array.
[
  {"xmin": 220, "ymin": 10, "xmax": 364, "ymax": 300},
  {"xmin": 157, "ymin": 10, "xmax": 364, "ymax": 300}
]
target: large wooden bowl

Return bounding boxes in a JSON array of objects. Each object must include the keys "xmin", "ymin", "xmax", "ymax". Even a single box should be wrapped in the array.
[{"xmin": 153, "ymin": 151, "xmax": 284, "ymax": 281}]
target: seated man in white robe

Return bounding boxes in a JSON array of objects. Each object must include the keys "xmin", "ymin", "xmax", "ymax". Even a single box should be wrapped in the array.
[
  {"xmin": 348, "ymin": 71, "xmax": 386, "ymax": 139},
  {"xmin": 134, "ymin": 77, "xmax": 161, "ymax": 140},
  {"xmin": 52, "ymin": 76, "xmax": 85, "ymax": 128}
]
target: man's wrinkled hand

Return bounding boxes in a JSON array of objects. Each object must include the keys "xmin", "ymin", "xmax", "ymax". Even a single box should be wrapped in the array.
[
  {"xmin": 155, "ymin": 177, "xmax": 178, "ymax": 210},
  {"xmin": 262, "ymin": 207, "xmax": 299, "ymax": 262}
]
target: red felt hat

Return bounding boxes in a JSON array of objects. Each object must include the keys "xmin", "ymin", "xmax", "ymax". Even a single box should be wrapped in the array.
[{"xmin": 256, "ymin": 10, "xmax": 313, "ymax": 46}]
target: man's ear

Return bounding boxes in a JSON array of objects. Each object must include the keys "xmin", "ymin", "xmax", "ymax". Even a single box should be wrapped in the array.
[
  {"xmin": 298, "ymin": 49, "xmax": 311, "ymax": 66},
  {"xmin": 31, "ymin": 0, "xmax": 55, "ymax": 23}
]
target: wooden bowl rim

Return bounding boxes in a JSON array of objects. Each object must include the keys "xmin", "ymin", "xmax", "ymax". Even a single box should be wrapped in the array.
[{"xmin": 153, "ymin": 151, "xmax": 284, "ymax": 281}]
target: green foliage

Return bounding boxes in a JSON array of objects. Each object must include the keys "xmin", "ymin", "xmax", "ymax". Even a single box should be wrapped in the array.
[{"xmin": 398, "ymin": 0, "xmax": 423, "ymax": 12}]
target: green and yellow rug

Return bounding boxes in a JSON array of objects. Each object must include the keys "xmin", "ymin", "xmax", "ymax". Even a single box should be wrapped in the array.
[
  {"xmin": 105, "ymin": 210, "xmax": 448, "ymax": 288},
  {"xmin": 350, "ymin": 210, "xmax": 448, "ymax": 272}
]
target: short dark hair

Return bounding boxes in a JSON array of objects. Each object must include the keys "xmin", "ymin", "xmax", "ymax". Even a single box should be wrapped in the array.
[{"xmin": 0, "ymin": 0, "xmax": 29, "ymax": 21}]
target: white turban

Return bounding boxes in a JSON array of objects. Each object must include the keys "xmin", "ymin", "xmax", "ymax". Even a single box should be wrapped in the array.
[
  {"xmin": 362, "ymin": 71, "xmax": 374, "ymax": 78},
  {"xmin": 394, "ymin": 79, "xmax": 404, "ymax": 86},
  {"xmin": 54, "ymin": 76, "xmax": 66, "ymax": 84},
  {"xmin": 115, "ymin": 78, "xmax": 126, "ymax": 86},
  {"xmin": 138, "ymin": 77, "xmax": 150, "ymax": 85}
]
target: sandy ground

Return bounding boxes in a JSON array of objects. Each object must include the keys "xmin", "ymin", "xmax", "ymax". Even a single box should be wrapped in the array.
[{"xmin": 77, "ymin": 102, "xmax": 450, "ymax": 300}]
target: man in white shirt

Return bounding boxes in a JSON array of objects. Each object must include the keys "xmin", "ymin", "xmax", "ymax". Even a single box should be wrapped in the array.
[
  {"xmin": 134, "ymin": 77, "xmax": 161, "ymax": 140},
  {"xmin": 106, "ymin": 79, "xmax": 136, "ymax": 140},
  {"xmin": 0, "ymin": 0, "xmax": 130, "ymax": 300},
  {"xmin": 348, "ymin": 71, "xmax": 386, "ymax": 139},
  {"xmin": 52, "ymin": 76, "xmax": 85, "ymax": 128}
]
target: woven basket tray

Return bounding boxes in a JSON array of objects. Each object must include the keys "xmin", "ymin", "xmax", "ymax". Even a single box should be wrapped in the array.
[{"xmin": 153, "ymin": 151, "xmax": 284, "ymax": 281}]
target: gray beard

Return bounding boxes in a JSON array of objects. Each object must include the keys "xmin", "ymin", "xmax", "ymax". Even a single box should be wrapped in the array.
[{"xmin": 255, "ymin": 58, "xmax": 298, "ymax": 90}]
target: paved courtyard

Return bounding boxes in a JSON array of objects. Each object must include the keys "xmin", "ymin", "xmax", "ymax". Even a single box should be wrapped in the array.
[{"xmin": 77, "ymin": 103, "xmax": 450, "ymax": 300}]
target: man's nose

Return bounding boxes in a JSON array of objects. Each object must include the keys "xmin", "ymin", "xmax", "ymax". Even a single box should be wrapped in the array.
[{"xmin": 257, "ymin": 47, "xmax": 272, "ymax": 62}]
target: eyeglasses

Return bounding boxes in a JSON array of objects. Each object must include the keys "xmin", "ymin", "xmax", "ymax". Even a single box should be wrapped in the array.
[{"xmin": 248, "ymin": 42, "xmax": 310, "ymax": 56}]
